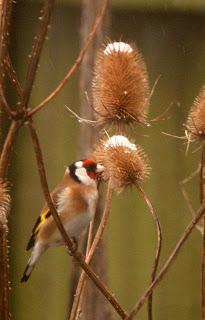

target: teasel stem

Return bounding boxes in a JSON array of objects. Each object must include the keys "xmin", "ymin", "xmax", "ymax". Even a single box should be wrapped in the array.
[
  {"xmin": 75, "ymin": 221, "xmax": 94, "ymax": 320},
  {"xmin": 69, "ymin": 220, "xmax": 94, "ymax": 320},
  {"xmin": 69, "ymin": 180, "xmax": 114, "ymax": 320},
  {"xmin": 201, "ymin": 142, "xmax": 205, "ymax": 320},
  {"xmin": 0, "ymin": 120, "xmax": 22, "ymax": 180},
  {"xmin": 127, "ymin": 200, "xmax": 205, "ymax": 320},
  {"xmin": 136, "ymin": 184, "xmax": 162, "ymax": 320},
  {"xmin": 21, "ymin": 0, "xmax": 55, "ymax": 109}
]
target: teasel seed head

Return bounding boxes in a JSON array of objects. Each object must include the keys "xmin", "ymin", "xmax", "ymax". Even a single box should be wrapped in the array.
[
  {"xmin": 93, "ymin": 135, "xmax": 150, "ymax": 191},
  {"xmin": 186, "ymin": 86, "xmax": 205, "ymax": 139},
  {"xmin": 92, "ymin": 41, "xmax": 150, "ymax": 127}
]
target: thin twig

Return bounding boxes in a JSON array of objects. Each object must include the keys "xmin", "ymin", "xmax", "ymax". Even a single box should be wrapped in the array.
[
  {"xmin": 72, "ymin": 221, "xmax": 94, "ymax": 320},
  {"xmin": 136, "ymin": 185, "xmax": 162, "ymax": 320},
  {"xmin": 0, "ymin": 85, "xmax": 14, "ymax": 117},
  {"xmin": 126, "ymin": 201, "xmax": 205, "ymax": 320},
  {"xmin": 28, "ymin": 122, "xmax": 127, "ymax": 320},
  {"xmin": 4, "ymin": 54, "xmax": 23, "ymax": 97},
  {"xmin": 0, "ymin": 120, "xmax": 21, "ymax": 179},
  {"xmin": 21, "ymin": 0, "xmax": 55, "ymax": 108},
  {"xmin": 180, "ymin": 164, "xmax": 202, "ymax": 233},
  {"xmin": 69, "ymin": 180, "xmax": 113, "ymax": 320},
  {"xmin": 28, "ymin": 0, "xmax": 108, "ymax": 117}
]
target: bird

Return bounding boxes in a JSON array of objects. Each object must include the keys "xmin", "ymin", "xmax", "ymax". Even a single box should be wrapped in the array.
[{"xmin": 21, "ymin": 159, "xmax": 104, "ymax": 283}]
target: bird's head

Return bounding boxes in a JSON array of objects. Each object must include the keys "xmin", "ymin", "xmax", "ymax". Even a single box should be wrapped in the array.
[{"xmin": 68, "ymin": 159, "xmax": 104, "ymax": 185}]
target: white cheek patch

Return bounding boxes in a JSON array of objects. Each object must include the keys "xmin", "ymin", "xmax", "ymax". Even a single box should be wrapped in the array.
[
  {"xmin": 75, "ymin": 161, "xmax": 83, "ymax": 168},
  {"xmin": 76, "ymin": 167, "xmax": 95, "ymax": 185}
]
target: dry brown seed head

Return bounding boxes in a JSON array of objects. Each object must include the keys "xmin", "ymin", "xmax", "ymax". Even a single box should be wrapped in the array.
[
  {"xmin": 186, "ymin": 86, "xmax": 205, "ymax": 139},
  {"xmin": 92, "ymin": 135, "xmax": 150, "ymax": 190},
  {"xmin": 92, "ymin": 41, "xmax": 150, "ymax": 127}
]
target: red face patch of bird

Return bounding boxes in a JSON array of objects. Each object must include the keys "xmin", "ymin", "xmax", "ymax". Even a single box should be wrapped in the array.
[
  {"xmin": 92, "ymin": 135, "xmax": 150, "ymax": 191},
  {"xmin": 92, "ymin": 41, "xmax": 150, "ymax": 127},
  {"xmin": 186, "ymin": 86, "xmax": 205, "ymax": 140}
]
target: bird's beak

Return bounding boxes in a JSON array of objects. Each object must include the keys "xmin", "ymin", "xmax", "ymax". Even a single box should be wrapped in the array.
[{"xmin": 96, "ymin": 164, "xmax": 105, "ymax": 173}]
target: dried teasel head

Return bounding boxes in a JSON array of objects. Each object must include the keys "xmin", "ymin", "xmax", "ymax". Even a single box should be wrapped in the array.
[
  {"xmin": 186, "ymin": 86, "xmax": 205, "ymax": 140},
  {"xmin": 92, "ymin": 135, "xmax": 150, "ymax": 190},
  {"xmin": 92, "ymin": 41, "xmax": 150, "ymax": 127}
]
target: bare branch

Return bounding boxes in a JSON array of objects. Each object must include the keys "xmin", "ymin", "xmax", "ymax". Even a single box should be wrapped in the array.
[
  {"xmin": 28, "ymin": 0, "xmax": 108, "ymax": 117},
  {"xmin": 28, "ymin": 122, "xmax": 127, "ymax": 320},
  {"xmin": 200, "ymin": 143, "xmax": 205, "ymax": 319},
  {"xmin": 0, "ymin": 85, "xmax": 14, "ymax": 117},
  {"xmin": 180, "ymin": 164, "xmax": 203, "ymax": 233},
  {"xmin": 70, "ymin": 180, "xmax": 113, "ymax": 320},
  {"xmin": 126, "ymin": 201, "xmax": 205, "ymax": 320},
  {"xmin": 21, "ymin": 0, "xmax": 55, "ymax": 108},
  {"xmin": 0, "ymin": 2, "xmax": 14, "ymax": 319},
  {"xmin": 137, "ymin": 185, "xmax": 162, "ymax": 320},
  {"xmin": 70, "ymin": 221, "xmax": 94, "ymax": 320},
  {"xmin": 0, "ymin": 120, "xmax": 21, "ymax": 180},
  {"xmin": 4, "ymin": 54, "xmax": 23, "ymax": 97}
]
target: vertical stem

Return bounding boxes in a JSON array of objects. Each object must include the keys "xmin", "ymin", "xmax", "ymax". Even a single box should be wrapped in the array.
[
  {"xmin": 69, "ymin": 181, "xmax": 113, "ymax": 320},
  {"xmin": 201, "ymin": 143, "xmax": 205, "ymax": 320},
  {"xmin": 127, "ymin": 201, "xmax": 205, "ymax": 320},
  {"xmin": 21, "ymin": 0, "xmax": 55, "ymax": 108},
  {"xmin": 0, "ymin": 2, "xmax": 14, "ymax": 318},
  {"xmin": 69, "ymin": 1, "xmax": 110, "ymax": 319},
  {"xmin": 137, "ymin": 185, "xmax": 162, "ymax": 320},
  {"xmin": 0, "ymin": 120, "xmax": 21, "ymax": 180},
  {"xmin": 70, "ymin": 221, "xmax": 94, "ymax": 320},
  {"xmin": 0, "ymin": 219, "xmax": 10, "ymax": 320}
]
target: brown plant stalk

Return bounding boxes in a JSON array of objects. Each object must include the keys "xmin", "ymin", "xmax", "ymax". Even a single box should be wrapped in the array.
[
  {"xmin": 4, "ymin": 55, "xmax": 23, "ymax": 97},
  {"xmin": 0, "ymin": 181, "xmax": 11, "ymax": 320},
  {"xmin": 201, "ymin": 143, "xmax": 205, "ymax": 320},
  {"xmin": 28, "ymin": 121, "xmax": 127, "ymax": 320},
  {"xmin": 136, "ymin": 184, "xmax": 162, "ymax": 320},
  {"xmin": 186, "ymin": 86, "xmax": 205, "ymax": 319},
  {"xmin": 75, "ymin": 220, "xmax": 95, "ymax": 320},
  {"xmin": 69, "ymin": 220, "xmax": 95, "ymax": 320},
  {"xmin": 0, "ymin": 85, "xmax": 14, "ymax": 117},
  {"xmin": 0, "ymin": 1, "xmax": 14, "ymax": 319},
  {"xmin": 21, "ymin": 0, "xmax": 55, "ymax": 109},
  {"xmin": 126, "ymin": 200, "xmax": 205, "ymax": 320},
  {"xmin": 69, "ymin": 180, "xmax": 114, "ymax": 320},
  {"xmin": 0, "ymin": 120, "xmax": 22, "ymax": 180},
  {"xmin": 28, "ymin": 0, "xmax": 108, "ymax": 117}
]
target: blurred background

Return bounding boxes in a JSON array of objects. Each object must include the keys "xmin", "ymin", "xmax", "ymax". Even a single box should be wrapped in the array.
[{"xmin": 7, "ymin": 0, "xmax": 205, "ymax": 319}]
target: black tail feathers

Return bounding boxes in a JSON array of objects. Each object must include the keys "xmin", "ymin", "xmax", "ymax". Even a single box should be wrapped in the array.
[{"xmin": 21, "ymin": 263, "xmax": 34, "ymax": 283}]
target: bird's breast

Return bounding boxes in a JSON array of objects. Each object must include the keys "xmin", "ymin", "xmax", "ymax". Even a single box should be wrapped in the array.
[{"xmin": 38, "ymin": 185, "xmax": 98, "ymax": 245}]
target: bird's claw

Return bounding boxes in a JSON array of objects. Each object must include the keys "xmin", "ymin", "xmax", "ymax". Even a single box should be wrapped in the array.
[{"xmin": 67, "ymin": 237, "xmax": 78, "ymax": 256}]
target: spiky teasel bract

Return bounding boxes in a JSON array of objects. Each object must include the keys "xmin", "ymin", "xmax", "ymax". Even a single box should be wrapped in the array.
[
  {"xmin": 92, "ymin": 135, "xmax": 150, "ymax": 191},
  {"xmin": 92, "ymin": 41, "xmax": 150, "ymax": 127},
  {"xmin": 186, "ymin": 86, "xmax": 205, "ymax": 140}
]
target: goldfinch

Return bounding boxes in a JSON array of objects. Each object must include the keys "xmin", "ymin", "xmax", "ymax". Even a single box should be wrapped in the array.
[{"xmin": 21, "ymin": 159, "xmax": 104, "ymax": 282}]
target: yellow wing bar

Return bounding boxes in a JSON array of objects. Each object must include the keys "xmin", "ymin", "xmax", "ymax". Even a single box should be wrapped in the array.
[{"xmin": 34, "ymin": 208, "xmax": 51, "ymax": 234}]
